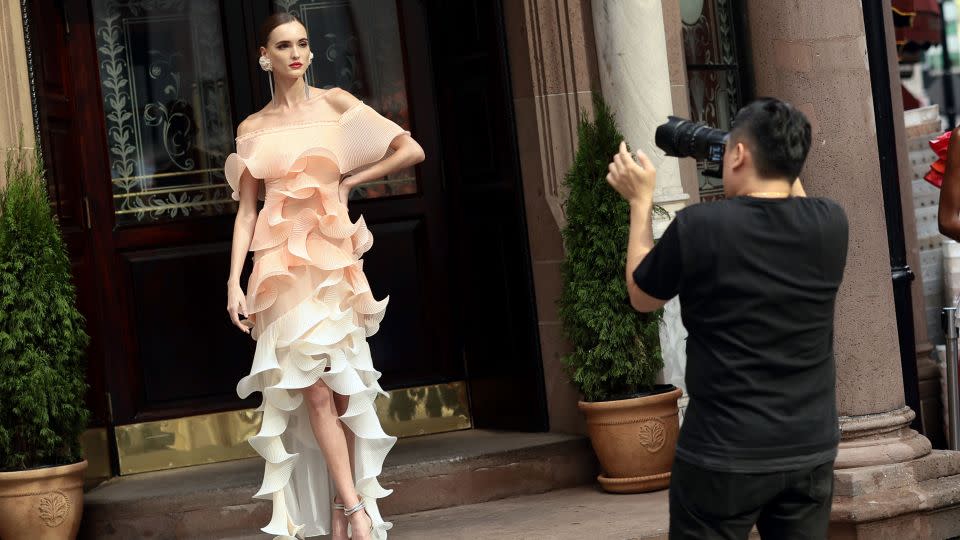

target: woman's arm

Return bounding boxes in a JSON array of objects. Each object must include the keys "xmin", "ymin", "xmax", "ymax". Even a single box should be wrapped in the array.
[
  {"xmin": 226, "ymin": 168, "xmax": 259, "ymax": 333},
  {"xmin": 324, "ymin": 88, "xmax": 426, "ymax": 203},
  {"xmin": 940, "ymin": 127, "xmax": 960, "ymax": 241},
  {"xmin": 339, "ymin": 135, "xmax": 425, "ymax": 202}
]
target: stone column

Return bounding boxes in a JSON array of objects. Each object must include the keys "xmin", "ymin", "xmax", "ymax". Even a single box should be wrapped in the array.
[
  {"xmin": 592, "ymin": 0, "xmax": 695, "ymax": 401},
  {"xmin": 592, "ymin": 0, "xmax": 691, "ymax": 234},
  {"xmin": 0, "ymin": 0, "xmax": 36, "ymax": 188},
  {"xmin": 747, "ymin": 0, "xmax": 960, "ymax": 536}
]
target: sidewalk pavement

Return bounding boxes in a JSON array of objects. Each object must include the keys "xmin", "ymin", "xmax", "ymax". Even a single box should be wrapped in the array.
[
  {"xmin": 225, "ymin": 486, "xmax": 671, "ymax": 540},
  {"xmin": 389, "ymin": 486, "xmax": 670, "ymax": 540}
]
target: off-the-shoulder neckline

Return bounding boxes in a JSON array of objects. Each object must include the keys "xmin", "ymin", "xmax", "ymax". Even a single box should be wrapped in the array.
[{"xmin": 234, "ymin": 101, "xmax": 367, "ymax": 143}]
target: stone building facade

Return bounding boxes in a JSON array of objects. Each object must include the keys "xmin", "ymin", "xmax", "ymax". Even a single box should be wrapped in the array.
[{"xmin": 3, "ymin": 0, "xmax": 960, "ymax": 535}]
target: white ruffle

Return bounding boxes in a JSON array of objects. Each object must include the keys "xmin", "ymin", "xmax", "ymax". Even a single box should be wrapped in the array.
[{"xmin": 238, "ymin": 279, "xmax": 395, "ymax": 539}]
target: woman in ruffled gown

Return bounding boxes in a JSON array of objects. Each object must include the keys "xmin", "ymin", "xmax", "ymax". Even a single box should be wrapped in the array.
[{"xmin": 224, "ymin": 12, "xmax": 424, "ymax": 540}]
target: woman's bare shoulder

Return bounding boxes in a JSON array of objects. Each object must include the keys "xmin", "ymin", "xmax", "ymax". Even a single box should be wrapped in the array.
[
  {"xmin": 237, "ymin": 115, "xmax": 259, "ymax": 138},
  {"xmin": 236, "ymin": 105, "xmax": 276, "ymax": 137},
  {"xmin": 323, "ymin": 87, "xmax": 362, "ymax": 115}
]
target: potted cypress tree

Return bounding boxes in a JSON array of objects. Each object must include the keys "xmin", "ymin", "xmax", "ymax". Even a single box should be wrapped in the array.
[
  {"xmin": 559, "ymin": 94, "xmax": 682, "ymax": 494},
  {"xmin": 0, "ymin": 143, "xmax": 90, "ymax": 539}
]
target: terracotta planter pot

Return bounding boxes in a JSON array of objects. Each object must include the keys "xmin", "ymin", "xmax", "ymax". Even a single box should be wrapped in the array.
[
  {"xmin": 579, "ymin": 386, "xmax": 682, "ymax": 493},
  {"xmin": 0, "ymin": 460, "xmax": 87, "ymax": 540}
]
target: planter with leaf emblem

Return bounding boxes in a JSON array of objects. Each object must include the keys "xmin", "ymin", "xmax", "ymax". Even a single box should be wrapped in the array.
[
  {"xmin": 0, "ymin": 461, "xmax": 88, "ymax": 539},
  {"xmin": 578, "ymin": 386, "xmax": 682, "ymax": 493}
]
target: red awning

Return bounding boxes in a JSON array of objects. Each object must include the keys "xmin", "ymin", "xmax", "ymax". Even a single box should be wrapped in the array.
[
  {"xmin": 894, "ymin": 0, "xmax": 942, "ymax": 63},
  {"xmin": 896, "ymin": 0, "xmax": 941, "ymax": 45},
  {"xmin": 892, "ymin": 0, "xmax": 915, "ymax": 15}
]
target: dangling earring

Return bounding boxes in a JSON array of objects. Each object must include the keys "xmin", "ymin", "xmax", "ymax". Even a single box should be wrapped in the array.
[
  {"xmin": 305, "ymin": 52, "xmax": 315, "ymax": 99},
  {"xmin": 259, "ymin": 56, "xmax": 274, "ymax": 102}
]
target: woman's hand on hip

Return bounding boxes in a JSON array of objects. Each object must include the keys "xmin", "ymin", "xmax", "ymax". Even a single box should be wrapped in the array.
[{"xmin": 339, "ymin": 177, "xmax": 356, "ymax": 205}]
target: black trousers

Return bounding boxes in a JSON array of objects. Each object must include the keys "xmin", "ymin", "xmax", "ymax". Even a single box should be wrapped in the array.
[{"xmin": 669, "ymin": 458, "xmax": 834, "ymax": 540}]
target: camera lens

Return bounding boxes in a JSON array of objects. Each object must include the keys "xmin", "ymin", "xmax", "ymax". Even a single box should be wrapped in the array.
[{"xmin": 655, "ymin": 116, "xmax": 729, "ymax": 163}]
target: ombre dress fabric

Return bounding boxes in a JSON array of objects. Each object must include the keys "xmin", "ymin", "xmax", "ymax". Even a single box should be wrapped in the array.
[{"xmin": 227, "ymin": 99, "xmax": 409, "ymax": 540}]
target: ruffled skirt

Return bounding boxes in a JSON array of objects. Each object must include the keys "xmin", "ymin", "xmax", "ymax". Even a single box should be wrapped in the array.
[{"xmin": 236, "ymin": 166, "xmax": 395, "ymax": 539}]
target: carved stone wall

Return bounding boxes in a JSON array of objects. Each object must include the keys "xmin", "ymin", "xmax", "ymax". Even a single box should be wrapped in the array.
[
  {"xmin": 0, "ymin": 0, "xmax": 37, "ymax": 188},
  {"xmin": 502, "ymin": 0, "xmax": 600, "ymax": 433}
]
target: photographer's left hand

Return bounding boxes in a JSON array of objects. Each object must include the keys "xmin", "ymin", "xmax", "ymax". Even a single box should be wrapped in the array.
[{"xmin": 607, "ymin": 141, "xmax": 656, "ymax": 204}]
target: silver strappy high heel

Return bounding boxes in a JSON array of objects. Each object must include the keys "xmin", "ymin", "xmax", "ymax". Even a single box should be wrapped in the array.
[{"xmin": 343, "ymin": 500, "xmax": 373, "ymax": 538}]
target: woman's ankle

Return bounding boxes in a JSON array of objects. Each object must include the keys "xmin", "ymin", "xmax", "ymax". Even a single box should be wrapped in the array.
[
  {"xmin": 340, "ymin": 495, "xmax": 362, "ymax": 509},
  {"xmin": 348, "ymin": 508, "xmax": 371, "ymax": 524}
]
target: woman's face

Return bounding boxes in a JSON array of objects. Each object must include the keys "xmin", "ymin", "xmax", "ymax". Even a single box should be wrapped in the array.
[{"xmin": 261, "ymin": 21, "xmax": 311, "ymax": 79}]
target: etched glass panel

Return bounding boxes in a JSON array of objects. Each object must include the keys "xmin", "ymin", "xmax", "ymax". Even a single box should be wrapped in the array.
[
  {"xmin": 681, "ymin": 0, "xmax": 743, "ymax": 201},
  {"xmin": 686, "ymin": 70, "xmax": 737, "ymax": 199},
  {"xmin": 274, "ymin": 0, "xmax": 416, "ymax": 200},
  {"xmin": 93, "ymin": 0, "xmax": 235, "ymax": 225}
]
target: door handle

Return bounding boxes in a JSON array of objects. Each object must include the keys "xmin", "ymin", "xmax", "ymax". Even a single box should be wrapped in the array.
[{"xmin": 83, "ymin": 195, "xmax": 92, "ymax": 229}]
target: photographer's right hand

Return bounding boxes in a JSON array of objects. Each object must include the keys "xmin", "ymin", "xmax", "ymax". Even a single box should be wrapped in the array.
[
  {"xmin": 227, "ymin": 281, "xmax": 251, "ymax": 334},
  {"xmin": 607, "ymin": 141, "xmax": 657, "ymax": 204}
]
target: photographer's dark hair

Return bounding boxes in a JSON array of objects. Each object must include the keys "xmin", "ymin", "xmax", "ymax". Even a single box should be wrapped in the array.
[
  {"xmin": 259, "ymin": 12, "xmax": 305, "ymax": 46},
  {"xmin": 730, "ymin": 98, "xmax": 811, "ymax": 181}
]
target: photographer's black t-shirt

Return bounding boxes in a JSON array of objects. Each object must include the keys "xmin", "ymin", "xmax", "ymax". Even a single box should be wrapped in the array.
[{"xmin": 633, "ymin": 196, "xmax": 848, "ymax": 473}]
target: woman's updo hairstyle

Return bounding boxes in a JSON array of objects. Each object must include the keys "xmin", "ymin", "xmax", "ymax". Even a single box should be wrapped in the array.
[{"xmin": 259, "ymin": 12, "xmax": 305, "ymax": 47}]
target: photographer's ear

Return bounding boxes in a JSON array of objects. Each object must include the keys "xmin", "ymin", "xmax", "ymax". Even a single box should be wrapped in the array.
[{"xmin": 729, "ymin": 141, "xmax": 748, "ymax": 171}]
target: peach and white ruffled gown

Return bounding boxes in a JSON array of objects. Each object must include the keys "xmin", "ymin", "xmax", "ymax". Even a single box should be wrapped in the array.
[{"xmin": 226, "ymin": 100, "xmax": 409, "ymax": 540}]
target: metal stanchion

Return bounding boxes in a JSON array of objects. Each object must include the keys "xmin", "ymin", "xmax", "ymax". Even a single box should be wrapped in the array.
[{"xmin": 943, "ymin": 306, "xmax": 960, "ymax": 450}]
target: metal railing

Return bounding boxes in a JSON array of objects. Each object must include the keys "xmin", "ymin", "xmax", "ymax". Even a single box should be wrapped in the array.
[{"xmin": 942, "ymin": 304, "xmax": 960, "ymax": 450}]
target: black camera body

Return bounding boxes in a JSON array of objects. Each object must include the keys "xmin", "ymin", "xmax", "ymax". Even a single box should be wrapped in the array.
[{"xmin": 655, "ymin": 116, "xmax": 729, "ymax": 177}]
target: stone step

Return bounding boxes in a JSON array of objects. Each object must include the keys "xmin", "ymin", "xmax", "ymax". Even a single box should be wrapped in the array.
[
  {"xmin": 79, "ymin": 429, "xmax": 597, "ymax": 539},
  {"xmin": 832, "ymin": 469, "xmax": 960, "ymax": 538},
  {"xmin": 217, "ymin": 486, "xmax": 755, "ymax": 540},
  {"xmin": 834, "ymin": 449, "xmax": 960, "ymax": 498}
]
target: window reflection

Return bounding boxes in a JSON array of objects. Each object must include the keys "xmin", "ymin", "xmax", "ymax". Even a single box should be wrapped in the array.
[
  {"xmin": 93, "ymin": 0, "xmax": 236, "ymax": 225},
  {"xmin": 681, "ymin": 0, "xmax": 744, "ymax": 201}
]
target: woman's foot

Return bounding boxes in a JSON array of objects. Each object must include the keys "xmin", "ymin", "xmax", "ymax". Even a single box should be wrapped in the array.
[
  {"xmin": 331, "ymin": 496, "xmax": 349, "ymax": 540},
  {"xmin": 344, "ymin": 500, "xmax": 373, "ymax": 540}
]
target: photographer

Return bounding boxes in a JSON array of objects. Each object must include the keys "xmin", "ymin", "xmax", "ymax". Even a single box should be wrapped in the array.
[{"xmin": 606, "ymin": 98, "xmax": 848, "ymax": 539}]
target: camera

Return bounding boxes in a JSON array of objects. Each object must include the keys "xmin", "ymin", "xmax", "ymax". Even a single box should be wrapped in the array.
[{"xmin": 655, "ymin": 116, "xmax": 729, "ymax": 177}]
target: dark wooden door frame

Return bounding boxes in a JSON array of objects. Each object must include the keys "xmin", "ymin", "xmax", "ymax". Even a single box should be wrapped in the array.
[
  {"xmin": 25, "ymin": 0, "xmax": 120, "ymax": 470},
  {"xmin": 26, "ymin": 0, "xmax": 114, "ymax": 421},
  {"xmin": 423, "ymin": 0, "xmax": 548, "ymax": 431}
]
